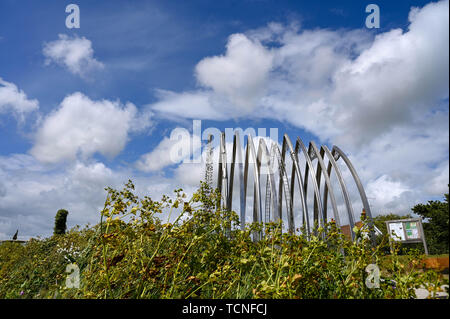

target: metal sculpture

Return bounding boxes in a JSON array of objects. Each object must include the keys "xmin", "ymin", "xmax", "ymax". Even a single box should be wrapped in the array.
[
  {"xmin": 212, "ymin": 131, "xmax": 376, "ymax": 244},
  {"xmin": 204, "ymin": 134, "xmax": 214, "ymax": 210}
]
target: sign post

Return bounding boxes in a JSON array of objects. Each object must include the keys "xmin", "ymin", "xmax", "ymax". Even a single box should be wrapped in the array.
[{"xmin": 385, "ymin": 218, "xmax": 428, "ymax": 255}]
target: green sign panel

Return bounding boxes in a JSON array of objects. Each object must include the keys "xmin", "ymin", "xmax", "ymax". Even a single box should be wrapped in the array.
[
  {"xmin": 405, "ymin": 222, "xmax": 419, "ymax": 239},
  {"xmin": 386, "ymin": 218, "xmax": 428, "ymax": 255}
]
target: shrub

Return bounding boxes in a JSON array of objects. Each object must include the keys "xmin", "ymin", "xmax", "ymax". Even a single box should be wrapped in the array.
[
  {"xmin": 0, "ymin": 181, "xmax": 447, "ymax": 299},
  {"xmin": 54, "ymin": 209, "xmax": 69, "ymax": 235}
]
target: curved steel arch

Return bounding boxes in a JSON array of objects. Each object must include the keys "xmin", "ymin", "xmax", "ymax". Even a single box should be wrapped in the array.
[
  {"xmin": 213, "ymin": 132, "xmax": 374, "ymax": 245},
  {"xmin": 322, "ymin": 145, "xmax": 356, "ymax": 241},
  {"xmin": 226, "ymin": 131, "xmax": 246, "ymax": 230},
  {"xmin": 243, "ymin": 134, "xmax": 263, "ymax": 241},
  {"xmin": 331, "ymin": 146, "xmax": 376, "ymax": 245},
  {"xmin": 272, "ymin": 143, "xmax": 294, "ymax": 232},
  {"xmin": 283, "ymin": 134, "xmax": 311, "ymax": 237},
  {"xmin": 256, "ymin": 138, "xmax": 279, "ymax": 224},
  {"xmin": 309, "ymin": 142, "xmax": 341, "ymax": 230},
  {"xmin": 295, "ymin": 137, "xmax": 324, "ymax": 231},
  {"xmin": 217, "ymin": 132, "xmax": 228, "ymax": 210}
]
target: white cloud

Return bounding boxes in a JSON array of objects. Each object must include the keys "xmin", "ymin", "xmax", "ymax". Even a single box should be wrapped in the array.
[
  {"xmin": 0, "ymin": 155, "xmax": 118, "ymax": 239},
  {"xmin": 136, "ymin": 125, "xmax": 205, "ymax": 173},
  {"xmin": 2, "ymin": 1, "xmax": 448, "ymax": 239},
  {"xmin": 30, "ymin": 92, "xmax": 151, "ymax": 163},
  {"xmin": 195, "ymin": 33, "xmax": 274, "ymax": 111},
  {"xmin": 0, "ymin": 154, "xmax": 199, "ymax": 239},
  {"xmin": 151, "ymin": 1, "xmax": 448, "ymax": 144},
  {"xmin": 0, "ymin": 77, "xmax": 39, "ymax": 121},
  {"xmin": 43, "ymin": 34, "xmax": 104, "ymax": 77},
  {"xmin": 150, "ymin": 89, "xmax": 229, "ymax": 120},
  {"xmin": 330, "ymin": 0, "xmax": 449, "ymax": 147},
  {"xmin": 340, "ymin": 108, "xmax": 449, "ymax": 215},
  {"xmin": 365, "ymin": 175, "xmax": 410, "ymax": 209},
  {"xmin": 135, "ymin": 137, "xmax": 176, "ymax": 172},
  {"xmin": 172, "ymin": 133, "xmax": 280, "ymax": 189},
  {"xmin": 425, "ymin": 162, "xmax": 449, "ymax": 196},
  {"xmin": 136, "ymin": 129, "xmax": 280, "ymax": 190},
  {"xmin": 147, "ymin": 0, "xmax": 449, "ymax": 216},
  {"xmin": 150, "ymin": 33, "xmax": 274, "ymax": 120}
]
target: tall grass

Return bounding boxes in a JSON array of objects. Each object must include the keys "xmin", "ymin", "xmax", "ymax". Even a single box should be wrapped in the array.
[{"xmin": 0, "ymin": 181, "xmax": 447, "ymax": 299}]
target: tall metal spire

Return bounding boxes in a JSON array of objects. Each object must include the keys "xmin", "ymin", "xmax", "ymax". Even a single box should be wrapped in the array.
[{"xmin": 204, "ymin": 134, "xmax": 213, "ymax": 204}]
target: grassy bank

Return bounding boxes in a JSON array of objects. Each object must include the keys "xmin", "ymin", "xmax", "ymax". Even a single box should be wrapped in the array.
[{"xmin": 0, "ymin": 182, "xmax": 447, "ymax": 299}]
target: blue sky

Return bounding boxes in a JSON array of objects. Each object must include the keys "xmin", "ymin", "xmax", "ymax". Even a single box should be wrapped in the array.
[{"xmin": 0, "ymin": 0, "xmax": 448, "ymax": 239}]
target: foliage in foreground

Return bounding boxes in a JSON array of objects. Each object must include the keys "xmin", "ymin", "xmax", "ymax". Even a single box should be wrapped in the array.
[
  {"xmin": 0, "ymin": 181, "xmax": 447, "ymax": 299},
  {"xmin": 412, "ymin": 190, "xmax": 449, "ymax": 255}
]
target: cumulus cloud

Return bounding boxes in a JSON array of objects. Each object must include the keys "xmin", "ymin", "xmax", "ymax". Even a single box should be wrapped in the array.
[
  {"xmin": 330, "ymin": 0, "xmax": 449, "ymax": 147},
  {"xmin": 2, "ymin": 1, "xmax": 448, "ymax": 239},
  {"xmin": 0, "ymin": 154, "xmax": 200, "ymax": 239},
  {"xmin": 0, "ymin": 155, "xmax": 117, "ymax": 238},
  {"xmin": 30, "ymin": 92, "xmax": 151, "ymax": 163},
  {"xmin": 261, "ymin": 0, "xmax": 448, "ymax": 147},
  {"xmin": 196, "ymin": 33, "xmax": 274, "ymax": 111},
  {"xmin": 143, "ymin": 129, "xmax": 281, "ymax": 189},
  {"xmin": 334, "ymin": 106, "xmax": 449, "ymax": 216},
  {"xmin": 136, "ymin": 136, "xmax": 195, "ymax": 173},
  {"xmin": 136, "ymin": 137, "xmax": 177, "ymax": 172},
  {"xmin": 135, "ymin": 126, "xmax": 278, "ymax": 191},
  {"xmin": 147, "ymin": 0, "xmax": 449, "ymax": 216},
  {"xmin": 150, "ymin": 90, "xmax": 229, "ymax": 121},
  {"xmin": 151, "ymin": 1, "xmax": 448, "ymax": 143},
  {"xmin": 366, "ymin": 175, "xmax": 410, "ymax": 208},
  {"xmin": 43, "ymin": 34, "xmax": 104, "ymax": 77},
  {"xmin": 0, "ymin": 77, "xmax": 39, "ymax": 121}
]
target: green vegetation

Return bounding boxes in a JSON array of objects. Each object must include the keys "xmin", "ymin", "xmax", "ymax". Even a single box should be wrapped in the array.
[
  {"xmin": 54, "ymin": 209, "xmax": 69, "ymax": 235},
  {"xmin": 412, "ymin": 190, "xmax": 449, "ymax": 255},
  {"xmin": 0, "ymin": 181, "xmax": 447, "ymax": 299}
]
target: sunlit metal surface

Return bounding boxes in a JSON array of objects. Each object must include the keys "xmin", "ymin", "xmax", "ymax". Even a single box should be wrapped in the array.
[{"xmin": 213, "ymin": 131, "xmax": 375, "ymax": 244}]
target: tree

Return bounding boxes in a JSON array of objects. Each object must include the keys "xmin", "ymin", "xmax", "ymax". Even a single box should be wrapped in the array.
[
  {"xmin": 53, "ymin": 209, "xmax": 69, "ymax": 235},
  {"xmin": 411, "ymin": 189, "xmax": 449, "ymax": 255}
]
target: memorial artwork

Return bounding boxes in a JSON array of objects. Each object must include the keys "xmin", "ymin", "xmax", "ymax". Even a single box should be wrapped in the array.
[{"xmin": 212, "ymin": 131, "xmax": 376, "ymax": 243}]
